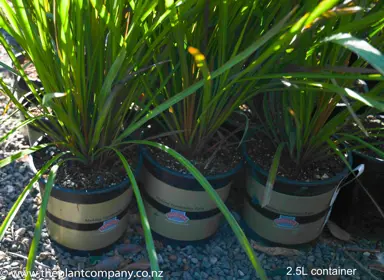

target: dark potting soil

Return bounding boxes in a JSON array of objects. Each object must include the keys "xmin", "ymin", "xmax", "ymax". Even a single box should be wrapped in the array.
[
  {"xmin": 147, "ymin": 137, "xmax": 242, "ymax": 176},
  {"xmin": 246, "ymin": 134, "xmax": 346, "ymax": 181},
  {"xmin": 33, "ymin": 144, "xmax": 140, "ymax": 190},
  {"xmin": 345, "ymin": 114, "xmax": 384, "ymax": 160}
]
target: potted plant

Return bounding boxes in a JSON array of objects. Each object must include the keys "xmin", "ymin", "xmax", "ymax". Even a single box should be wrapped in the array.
[
  {"xmin": 329, "ymin": 23, "xmax": 384, "ymax": 229},
  {"xmin": 242, "ymin": 2, "xmax": 384, "ymax": 244},
  {"xmin": 0, "ymin": 0, "xmax": 244, "ymax": 277},
  {"xmin": 0, "ymin": 1, "xmax": 302, "ymax": 279},
  {"xmin": 139, "ymin": 0, "xmax": 351, "ymax": 243},
  {"xmin": 331, "ymin": 103, "xmax": 384, "ymax": 232},
  {"xmin": 0, "ymin": 0, "xmax": 180, "ymax": 268}
]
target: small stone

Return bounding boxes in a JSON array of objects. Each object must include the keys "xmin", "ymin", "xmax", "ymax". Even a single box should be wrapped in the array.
[
  {"xmin": 38, "ymin": 252, "xmax": 51, "ymax": 260},
  {"xmin": 191, "ymin": 258, "xmax": 199, "ymax": 264},
  {"xmin": 74, "ymin": 256, "xmax": 87, "ymax": 262},
  {"xmin": 238, "ymin": 270, "xmax": 245, "ymax": 277},
  {"xmin": 212, "ymin": 267, "xmax": 221, "ymax": 275},
  {"xmin": 6, "ymin": 185, "xmax": 15, "ymax": 194},
  {"xmin": 202, "ymin": 258, "xmax": 211, "ymax": 269},
  {"xmin": 21, "ymin": 237, "xmax": 30, "ymax": 244},
  {"xmin": 221, "ymin": 260, "xmax": 230, "ymax": 270},
  {"xmin": 168, "ymin": 255, "xmax": 177, "ymax": 262},
  {"xmin": 321, "ymin": 174, "xmax": 329, "ymax": 179},
  {"xmin": 69, "ymin": 259, "xmax": 77, "ymax": 267},
  {"xmin": 15, "ymin": 227, "xmax": 26, "ymax": 237},
  {"xmin": 210, "ymin": 256, "xmax": 218, "ymax": 265},
  {"xmin": 185, "ymin": 245, "xmax": 193, "ymax": 255},
  {"xmin": 0, "ymin": 251, "xmax": 7, "ymax": 261},
  {"xmin": 11, "ymin": 262, "xmax": 19, "ymax": 267},
  {"xmin": 77, "ymin": 262, "xmax": 85, "ymax": 270},
  {"xmin": 183, "ymin": 272, "xmax": 193, "ymax": 280},
  {"xmin": 157, "ymin": 254, "xmax": 164, "ymax": 264},
  {"xmin": 363, "ymin": 252, "xmax": 370, "ymax": 257},
  {"xmin": 307, "ymin": 255, "xmax": 315, "ymax": 262},
  {"xmin": 44, "ymin": 244, "xmax": 52, "ymax": 251},
  {"xmin": 172, "ymin": 272, "xmax": 182, "ymax": 277},
  {"xmin": 212, "ymin": 246, "xmax": 225, "ymax": 256}
]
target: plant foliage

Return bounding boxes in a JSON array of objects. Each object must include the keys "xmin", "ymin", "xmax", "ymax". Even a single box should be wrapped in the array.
[{"xmin": 250, "ymin": 0, "xmax": 384, "ymax": 173}]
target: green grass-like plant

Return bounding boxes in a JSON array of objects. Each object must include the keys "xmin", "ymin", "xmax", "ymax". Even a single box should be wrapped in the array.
[
  {"xmin": 246, "ymin": 1, "xmax": 384, "ymax": 206},
  {"xmin": 1, "ymin": 1, "xmax": 382, "ymax": 279},
  {"xmin": 0, "ymin": 1, "xmax": 314, "ymax": 279},
  {"xmin": 143, "ymin": 0, "xmax": 372, "ymax": 160}
]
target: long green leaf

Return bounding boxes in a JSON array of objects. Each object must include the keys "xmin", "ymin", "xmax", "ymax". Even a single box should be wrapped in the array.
[
  {"xmin": 0, "ymin": 144, "xmax": 54, "ymax": 168},
  {"xmin": 26, "ymin": 164, "xmax": 60, "ymax": 280},
  {"xmin": 323, "ymin": 33, "xmax": 384, "ymax": 76},
  {"xmin": 261, "ymin": 143, "xmax": 285, "ymax": 208},
  {"xmin": 108, "ymin": 148, "xmax": 160, "ymax": 278}
]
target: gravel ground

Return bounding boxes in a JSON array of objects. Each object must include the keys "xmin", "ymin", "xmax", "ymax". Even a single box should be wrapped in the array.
[{"xmin": 1, "ymin": 47, "xmax": 384, "ymax": 280}]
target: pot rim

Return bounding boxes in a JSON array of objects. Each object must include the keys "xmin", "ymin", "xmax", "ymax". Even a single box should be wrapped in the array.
[
  {"xmin": 242, "ymin": 140, "xmax": 353, "ymax": 186},
  {"xmin": 353, "ymin": 150, "xmax": 384, "ymax": 164},
  {"xmin": 140, "ymin": 145, "xmax": 243, "ymax": 181},
  {"xmin": 28, "ymin": 146, "xmax": 143, "ymax": 194},
  {"xmin": 18, "ymin": 91, "xmax": 44, "ymax": 109}
]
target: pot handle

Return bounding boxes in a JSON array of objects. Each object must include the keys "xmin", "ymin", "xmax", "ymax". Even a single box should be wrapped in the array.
[
  {"xmin": 321, "ymin": 164, "xmax": 365, "ymax": 229},
  {"xmin": 329, "ymin": 164, "xmax": 365, "ymax": 208}
]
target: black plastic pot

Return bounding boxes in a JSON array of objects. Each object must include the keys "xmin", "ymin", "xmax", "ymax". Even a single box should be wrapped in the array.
[
  {"xmin": 28, "ymin": 151, "xmax": 143, "ymax": 253},
  {"xmin": 139, "ymin": 146, "xmax": 243, "ymax": 243},
  {"xmin": 242, "ymin": 142, "xmax": 353, "ymax": 245},
  {"xmin": 330, "ymin": 151, "xmax": 384, "ymax": 230},
  {"xmin": 17, "ymin": 91, "xmax": 50, "ymax": 146},
  {"xmin": 11, "ymin": 53, "xmax": 42, "ymax": 100},
  {"xmin": 353, "ymin": 152, "xmax": 384, "ymax": 184}
]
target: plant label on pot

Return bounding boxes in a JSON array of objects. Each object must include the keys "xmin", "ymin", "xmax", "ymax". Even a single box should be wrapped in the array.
[
  {"xmin": 99, "ymin": 217, "xmax": 120, "ymax": 233},
  {"xmin": 165, "ymin": 209, "xmax": 190, "ymax": 224},
  {"xmin": 273, "ymin": 215, "xmax": 299, "ymax": 230}
]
